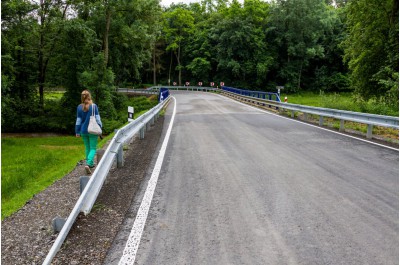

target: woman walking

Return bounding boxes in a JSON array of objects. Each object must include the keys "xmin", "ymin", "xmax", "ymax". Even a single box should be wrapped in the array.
[{"xmin": 75, "ymin": 90, "xmax": 102, "ymax": 175}]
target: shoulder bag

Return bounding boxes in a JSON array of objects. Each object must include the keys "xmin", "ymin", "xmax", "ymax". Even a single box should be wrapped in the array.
[{"xmin": 88, "ymin": 104, "xmax": 102, "ymax": 135}]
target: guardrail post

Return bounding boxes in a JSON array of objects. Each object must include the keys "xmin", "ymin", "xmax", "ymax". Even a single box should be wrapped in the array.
[
  {"xmin": 291, "ymin": 110, "xmax": 295, "ymax": 118},
  {"xmin": 268, "ymin": 95, "xmax": 272, "ymax": 108},
  {"xmin": 52, "ymin": 217, "xmax": 66, "ymax": 233},
  {"xmin": 304, "ymin": 113, "xmax": 308, "ymax": 121},
  {"xmin": 80, "ymin": 176, "xmax": 90, "ymax": 194},
  {"xmin": 339, "ymin": 120, "xmax": 345, "ymax": 132},
  {"xmin": 117, "ymin": 145, "xmax": 124, "ymax": 168},
  {"xmin": 367, "ymin": 124, "xmax": 373, "ymax": 139},
  {"xmin": 140, "ymin": 127, "xmax": 145, "ymax": 139},
  {"xmin": 319, "ymin": 116, "xmax": 324, "ymax": 126}
]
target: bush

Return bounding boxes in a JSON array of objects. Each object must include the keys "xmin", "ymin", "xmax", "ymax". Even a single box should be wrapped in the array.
[{"xmin": 101, "ymin": 119, "xmax": 125, "ymax": 135}]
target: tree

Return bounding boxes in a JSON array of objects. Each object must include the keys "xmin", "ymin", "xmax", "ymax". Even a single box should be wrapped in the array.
[
  {"xmin": 209, "ymin": 0, "xmax": 272, "ymax": 88},
  {"xmin": 1, "ymin": 0, "xmax": 38, "ymax": 101},
  {"xmin": 49, "ymin": 18, "xmax": 98, "ymax": 131},
  {"xmin": 80, "ymin": 53, "xmax": 116, "ymax": 119},
  {"xmin": 269, "ymin": 0, "xmax": 337, "ymax": 91},
  {"xmin": 37, "ymin": 0, "xmax": 72, "ymax": 107},
  {"xmin": 162, "ymin": 7, "xmax": 195, "ymax": 85},
  {"xmin": 342, "ymin": 0, "xmax": 398, "ymax": 104}
]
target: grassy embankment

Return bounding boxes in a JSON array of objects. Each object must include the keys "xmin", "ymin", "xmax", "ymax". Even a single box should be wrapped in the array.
[
  {"xmin": 1, "ymin": 94, "xmax": 158, "ymax": 219},
  {"xmin": 281, "ymin": 92, "xmax": 399, "ymax": 141}
]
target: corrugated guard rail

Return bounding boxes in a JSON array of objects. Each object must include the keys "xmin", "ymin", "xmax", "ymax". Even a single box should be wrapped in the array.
[
  {"xmin": 221, "ymin": 89, "xmax": 399, "ymax": 139},
  {"xmin": 42, "ymin": 94, "xmax": 171, "ymax": 265},
  {"xmin": 116, "ymin": 88, "xmax": 159, "ymax": 95},
  {"xmin": 222, "ymin": 86, "xmax": 281, "ymax": 102},
  {"xmin": 148, "ymin": 85, "xmax": 219, "ymax": 92}
]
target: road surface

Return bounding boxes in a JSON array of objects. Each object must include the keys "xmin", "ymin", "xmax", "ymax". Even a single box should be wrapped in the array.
[{"xmin": 106, "ymin": 91, "xmax": 399, "ymax": 265}]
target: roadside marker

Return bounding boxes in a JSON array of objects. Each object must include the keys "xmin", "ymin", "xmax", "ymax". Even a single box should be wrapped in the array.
[{"xmin": 118, "ymin": 97, "xmax": 177, "ymax": 265}]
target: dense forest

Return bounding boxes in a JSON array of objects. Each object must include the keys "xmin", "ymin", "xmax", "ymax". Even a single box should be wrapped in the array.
[{"xmin": 1, "ymin": 0, "xmax": 398, "ymax": 134}]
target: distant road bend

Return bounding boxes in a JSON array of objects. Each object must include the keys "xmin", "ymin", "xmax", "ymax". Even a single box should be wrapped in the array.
[{"xmin": 106, "ymin": 91, "xmax": 399, "ymax": 265}]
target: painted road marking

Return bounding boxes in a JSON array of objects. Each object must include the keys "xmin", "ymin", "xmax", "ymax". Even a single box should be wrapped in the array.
[{"xmin": 118, "ymin": 97, "xmax": 177, "ymax": 265}]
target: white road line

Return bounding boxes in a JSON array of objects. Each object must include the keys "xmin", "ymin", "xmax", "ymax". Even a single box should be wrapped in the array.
[
  {"xmin": 118, "ymin": 97, "xmax": 177, "ymax": 265},
  {"xmin": 219, "ymin": 94, "xmax": 399, "ymax": 151}
]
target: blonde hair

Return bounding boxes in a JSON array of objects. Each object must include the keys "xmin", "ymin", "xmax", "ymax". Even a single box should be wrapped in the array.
[{"xmin": 81, "ymin": 90, "xmax": 93, "ymax": 111}]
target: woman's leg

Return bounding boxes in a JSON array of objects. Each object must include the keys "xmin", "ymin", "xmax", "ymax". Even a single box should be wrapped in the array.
[
  {"xmin": 81, "ymin": 134, "xmax": 90, "ymax": 162},
  {"xmin": 87, "ymin": 134, "xmax": 98, "ymax": 167}
]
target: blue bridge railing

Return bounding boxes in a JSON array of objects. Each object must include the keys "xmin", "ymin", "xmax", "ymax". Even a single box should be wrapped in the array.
[{"xmin": 221, "ymin": 86, "xmax": 281, "ymax": 102}]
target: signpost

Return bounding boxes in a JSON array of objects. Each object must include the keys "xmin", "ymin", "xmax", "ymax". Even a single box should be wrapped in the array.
[
  {"xmin": 128, "ymin": 106, "xmax": 134, "ymax": 122},
  {"xmin": 276, "ymin": 86, "xmax": 284, "ymax": 97}
]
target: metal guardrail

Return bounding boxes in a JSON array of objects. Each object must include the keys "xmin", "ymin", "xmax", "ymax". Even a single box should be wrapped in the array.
[
  {"xmin": 141, "ymin": 85, "xmax": 220, "ymax": 92},
  {"xmin": 117, "ymin": 86, "xmax": 219, "ymax": 93},
  {"xmin": 222, "ymin": 86, "xmax": 281, "ymax": 102},
  {"xmin": 42, "ymin": 95, "xmax": 171, "ymax": 265},
  {"xmin": 222, "ymin": 90, "xmax": 399, "ymax": 139},
  {"xmin": 116, "ymin": 88, "xmax": 158, "ymax": 95}
]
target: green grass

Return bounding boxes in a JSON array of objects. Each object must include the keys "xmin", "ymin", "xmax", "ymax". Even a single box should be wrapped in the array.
[
  {"xmin": 282, "ymin": 91, "xmax": 398, "ymax": 116},
  {"xmin": 282, "ymin": 92, "xmax": 353, "ymax": 108},
  {"xmin": 44, "ymin": 91, "xmax": 65, "ymax": 100},
  {"xmin": 1, "ymin": 119, "xmax": 143, "ymax": 220},
  {"xmin": 1, "ymin": 136, "xmax": 85, "ymax": 219}
]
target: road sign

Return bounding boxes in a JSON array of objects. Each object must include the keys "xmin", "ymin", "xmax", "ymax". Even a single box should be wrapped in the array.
[
  {"xmin": 173, "ymin": 82, "xmax": 177, "ymax": 86},
  {"xmin": 198, "ymin": 82, "xmax": 203, "ymax": 86},
  {"xmin": 186, "ymin": 82, "xmax": 190, "ymax": 86},
  {"xmin": 276, "ymin": 86, "xmax": 284, "ymax": 96},
  {"xmin": 220, "ymin": 82, "xmax": 224, "ymax": 86},
  {"xmin": 210, "ymin": 82, "xmax": 215, "ymax": 86},
  {"xmin": 128, "ymin": 106, "xmax": 134, "ymax": 122}
]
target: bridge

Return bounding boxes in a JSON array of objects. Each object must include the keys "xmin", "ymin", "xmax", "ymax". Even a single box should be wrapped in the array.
[
  {"xmin": 114, "ymin": 91, "xmax": 398, "ymax": 264},
  {"xmin": 40, "ymin": 90, "xmax": 399, "ymax": 264}
]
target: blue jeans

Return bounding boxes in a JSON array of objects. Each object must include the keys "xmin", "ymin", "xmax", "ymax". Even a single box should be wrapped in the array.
[{"xmin": 81, "ymin": 133, "xmax": 98, "ymax": 167}]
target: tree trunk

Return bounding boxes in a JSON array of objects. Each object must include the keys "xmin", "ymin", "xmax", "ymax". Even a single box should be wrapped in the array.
[
  {"xmin": 37, "ymin": 2, "xmax": 69, "ymax": 108},
  {"xmin": 38, "ymin": 0, "xmax": 45, "ymax": 108},
  {"xmin": 103, "ymin": 9, "xmax": 112, "ymax": 66},
  {"xmin": 17, "ymin": 38, "xmax": 27, "ymax": 100},
  {"xmin": 390, "ymin": 0, "xmax": 398, "ymax": 27},
  {"xmin": 297, "ymin": 61, "xmax": 303, "ymax": 90},
  {"xmin": 168, "ymin": 50, "xmax": 173, "ymax": 85},
  {"xmin": 177, "ymin": 44, "xmax": 181, "ymax": 85},
  {"xmin": 153, "ymin": 46, "xmax": 156, "ymax": 85}
]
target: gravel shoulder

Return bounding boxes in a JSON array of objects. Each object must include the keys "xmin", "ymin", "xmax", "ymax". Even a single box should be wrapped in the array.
[{"xmin": 1, "ymin": 116, "xmax": 164, "ymax": 265}]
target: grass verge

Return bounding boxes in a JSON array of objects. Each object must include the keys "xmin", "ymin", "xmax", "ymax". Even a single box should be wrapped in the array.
[
  {"xmin": 282, "ymin": 91, "xmax": 398, "ymax": 116},
  {"xmin": 1, "ymin": 136, "xmax": 84, "ymax": 219}
]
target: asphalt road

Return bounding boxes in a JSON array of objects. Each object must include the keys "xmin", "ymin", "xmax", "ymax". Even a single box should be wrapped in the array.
[{"xmin": 106, "ymin": 91, "xmax": 399, "ymax": 265}]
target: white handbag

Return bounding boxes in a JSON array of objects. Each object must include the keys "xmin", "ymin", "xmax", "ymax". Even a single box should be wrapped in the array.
[{"xmin": 88, "ymin": 104, "xmax": 102, "ymax": 135}]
